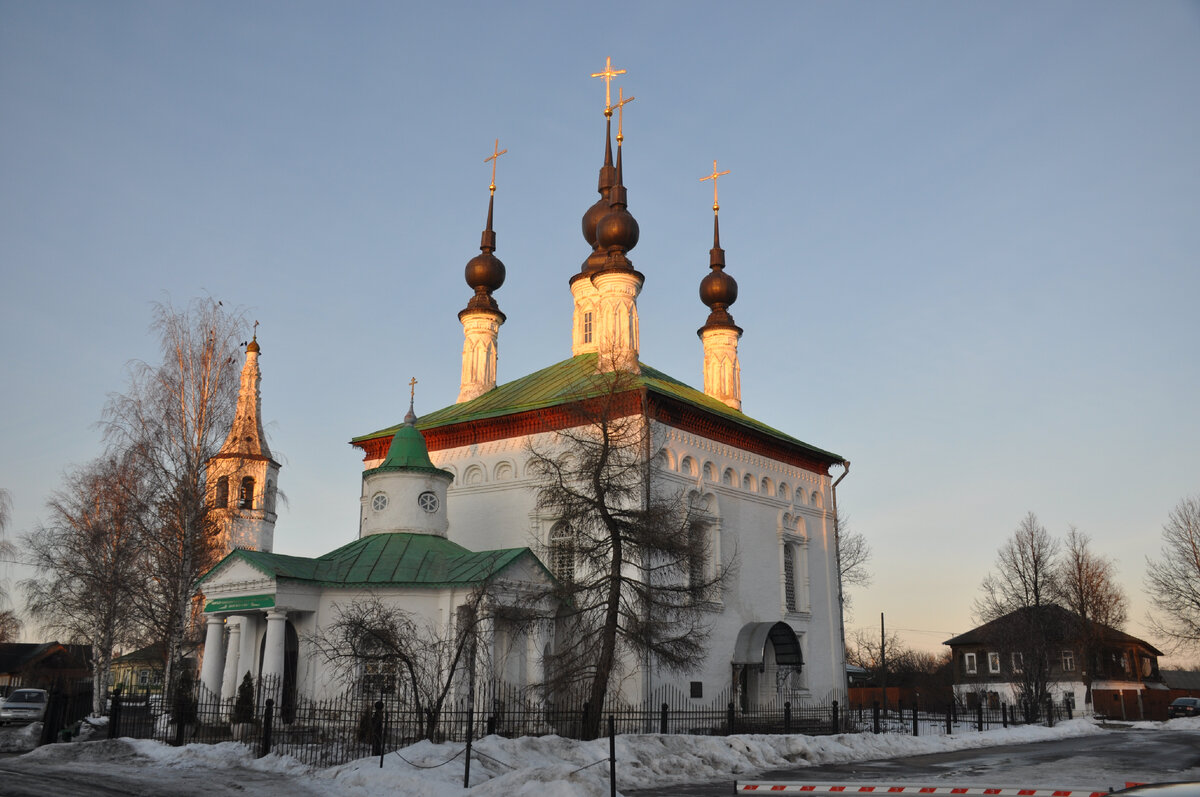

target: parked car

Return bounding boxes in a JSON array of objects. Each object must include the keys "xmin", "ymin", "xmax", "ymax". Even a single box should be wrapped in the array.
[
  {"xmin": 0, "ymin": 688, "xmax": 48, "ymax": 725},
  {"xmin": 1167, "ymin": 696, "xmax": 1200, "ymax": 718}
]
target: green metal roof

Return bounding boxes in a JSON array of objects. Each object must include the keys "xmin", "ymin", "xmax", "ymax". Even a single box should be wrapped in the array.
[
  {"xmin": 353, "ymin": 352, "xmax": 841, "ymax": 462},
  {"xmin": 199, "ymin": 533, "xmax": 548, "ymax": 590},
  {"xmin": 365, "ymin": 420, "xmax": 453, "ymax": 478}
]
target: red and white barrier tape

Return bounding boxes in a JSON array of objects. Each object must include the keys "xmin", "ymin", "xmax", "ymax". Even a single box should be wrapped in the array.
[{"xmin": 735, "ymin": 785, "xmax": 1115, "ymax": 796}]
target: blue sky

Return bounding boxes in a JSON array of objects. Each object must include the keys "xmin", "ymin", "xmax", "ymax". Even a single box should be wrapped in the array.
[{"xmin": 2, "ymin": 2, "xmax": 1197, "ymax": 662}]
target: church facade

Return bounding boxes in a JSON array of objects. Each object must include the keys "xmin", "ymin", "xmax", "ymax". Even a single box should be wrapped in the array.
[{"xmin": 195, "ymin": 63, "xmax": 850, "ymax": 715}]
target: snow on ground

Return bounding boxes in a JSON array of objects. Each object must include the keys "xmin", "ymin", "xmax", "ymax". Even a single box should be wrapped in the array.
[{"xmin": 6, "ymin": 716, "xmax": 1200, "ymax": 796}]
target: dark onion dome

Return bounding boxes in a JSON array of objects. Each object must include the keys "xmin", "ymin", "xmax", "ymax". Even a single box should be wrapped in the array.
[
  {"xmin": 595, "ymin": 141, "xmax": 639, "ymax": 269},
  {"xmin": 462, "ymin": 193, "xmax": 506, "ymax": 316},
  {"xmin": 580, "ymin": 116, "xmax": 617, "ymax": 274},
  {"xmin": 698, "ymin": 214, "xmax": 741, "ymax": 332}
]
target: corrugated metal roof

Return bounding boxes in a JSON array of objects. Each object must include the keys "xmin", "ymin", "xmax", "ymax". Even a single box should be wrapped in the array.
[
  {"xmin": 202, "ymin": 533, "xmax": 546, "ymax": 589},
  {"xmin": 353, "ymin": 353, "xmax": 841, "ymax": 462}
]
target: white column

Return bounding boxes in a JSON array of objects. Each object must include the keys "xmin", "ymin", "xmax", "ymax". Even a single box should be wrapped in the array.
[
  {"xmin": 199, "ymin": 615, "xmax": 226, "ymax": 713},
  {"xmin": 238, "ymin": 613, "xmax": 260, "ymax": 682},
  {"xmin": 570, "ymin": 275, "xmax": 600, "ymax": 356},
  {"xmin": 457, "ymin": 310, "xmax": 503, "ymax": 403},
  {"xmin": 261, "ymin": 610, "xmax": 288, "ymax": 697},
  {"xmin": 220, "ymin": 618, "xmax": 242, "ymax": 703},
  {"xmin": 700, "ymin": 326, "xmax": 742, "ymax": 410},
  {"xmin": 592, "ymin": 270, "xmax": 643, "ymax": 372}
]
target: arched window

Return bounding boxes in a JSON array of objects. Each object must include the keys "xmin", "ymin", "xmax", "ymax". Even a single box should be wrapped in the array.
[
  {"xmin": 214, "ymin": 476, "xmax": 229, "ymax": 509},
  {"xmin": 783, "ymin": 544, "xmax": 798, "ymax": 613},
  {"xmin": 265, "ymin": 480, "xmax": 276, "ymax": 513},
  {"xmin": 238, "ymin": 476, "xmax": 255, "ymax": 509},
  {"xmin": 549, "ymin": 522, "xmax": 575, "ymax": 584}
]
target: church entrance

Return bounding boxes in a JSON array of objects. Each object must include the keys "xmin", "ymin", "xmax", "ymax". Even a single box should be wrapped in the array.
[{"xmin": 732, "ymin": 621, "xmax": 804, "ymax": 710}]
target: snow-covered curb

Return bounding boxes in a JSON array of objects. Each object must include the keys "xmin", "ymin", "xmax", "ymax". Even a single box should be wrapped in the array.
[{"xmin": 11, "ymin": 716, "xmax": 1200, "ymax": 797}]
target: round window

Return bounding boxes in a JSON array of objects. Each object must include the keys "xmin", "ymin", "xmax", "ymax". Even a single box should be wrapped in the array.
[
  {"xmin": 371, "ymin": 492, "xmax": 389, "ymax": 512},
  {"xmin": 417, "ymin": 491, "xmax": 440, "ymax": 513}
]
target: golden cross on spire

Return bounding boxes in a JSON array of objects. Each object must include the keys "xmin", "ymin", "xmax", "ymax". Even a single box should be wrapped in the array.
[
  {"xmin": 252, "ymin": 320, "xmax": 259, "ymax": 338},
  {"xmin": 484, "ymin": 138, "xmax": 507, "ymax": 195},
  {"xmin": 614, "ymin": 88, "xmax": 634, "ymax": 144},
  {"xmin": 408, "ymin": 376, "xmax": 418, "ymax": 404},
  {"xmin": 699, "ymin": 160, "xmax": 731, "ymax": 212},
  {"xmin": 590, "ymin": 56, "xmax": 626, "ymax": 115}
]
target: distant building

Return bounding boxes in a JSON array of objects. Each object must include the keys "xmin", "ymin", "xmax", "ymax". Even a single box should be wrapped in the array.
[
  {"xmin": 0, "ymin": 642, "xmax": 91, "ymax": 694},
  {"xmin": 944, "ymin": 605, "xmax": 1164, "ymax": 718}
]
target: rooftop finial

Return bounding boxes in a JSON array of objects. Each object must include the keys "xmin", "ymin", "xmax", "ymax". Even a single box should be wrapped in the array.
[
  {"xmin": 463, "ymin": 139, "xmax": 507, "ymax": 314},
  {"xmin": 614, "ymin": 87, "xmax": 634, "ymax": 145},
  {"xmin": 404, "ymin": 376, "xmax": 418, "ymax": 426},
  {"xmin": 485, "ymin": 138, "xmax": 506, "ymax": 198},
  {"xmin": 699, "ymin": 159, "xmax": 731, "ymax": 252},
  {"xmin": 246, "ymin": 320, "xmax": 261, "ymax": 353},
  {"xmin": 591, "ymin": 56, "xmax": 626, "ymax": 118}
]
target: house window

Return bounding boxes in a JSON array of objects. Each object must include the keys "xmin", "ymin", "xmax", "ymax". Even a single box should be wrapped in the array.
[
  {"xmin": 988, "ymin": 652, "xmax": 1001, "ymax": 674},
  {"xmin": 239, "ymin": 476, "xmax": 255, "ymax": 509},
  {"xmin": 1011, "ymin": 652, "xmax": 1023, "ymax": 673},
  {"xmin": 138, "ymin": 669, "xmax": 150, "ymax": 686},
  {"xmin": 215, "ymin": 476, "xmax": 229, "ymax": 508},
  {"xmin": 549, "ymin": 522, "xmax": 575, "ymax": 584},
  {"xmin": 964, "ymin": 652, "xmax": 977, "ymax": 675},
  {"xmin": 1063, "ymin": 691, "xmax": 1076, "ymax": 709},
  {"xmin": 1061, "ymin": 651, "xmax": 1075, "ymax": 672},
  {"xmin": 583, "ymin": 312, "xmax": 593, "ymax": 344}
]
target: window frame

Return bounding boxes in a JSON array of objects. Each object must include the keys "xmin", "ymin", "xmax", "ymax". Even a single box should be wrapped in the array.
[{"xmin": 964, "ymin": 652, "xmax": 977, "ymax": 675}]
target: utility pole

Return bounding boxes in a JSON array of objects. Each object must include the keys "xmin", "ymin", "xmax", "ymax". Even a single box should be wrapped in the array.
[{"xmin": 880, "ymin": 612, "xmax": 888, "ymax": 716}]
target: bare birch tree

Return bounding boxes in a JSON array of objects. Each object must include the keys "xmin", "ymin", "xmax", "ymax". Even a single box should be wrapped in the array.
[
  {"xmin": 1145, "ymin": 495, "xmax": 1200, "ymax": 653},
  {"xmin": 23, "ymin": 454, "xmax": 148, "ymax": 713},
  {"xmin": 974, "ymin": 511, "xmax": 1060, "ymax": 719},
  {"xmin": 527, "ymin": 369, "xmax": 732, "ymax": 739},
  {"xmin": 102, "ymin": 298, "xmax": 245, "ymax": 696},
  {"xmin": 1056, "ymin": 526, "xmax": 1127, "ymax": 704},
  {"xmin": 836, "ymin": 516, "xmax": 871, "ymax": 617}
]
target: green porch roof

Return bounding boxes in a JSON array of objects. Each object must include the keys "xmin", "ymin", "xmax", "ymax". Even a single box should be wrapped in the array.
[
  {"xmin": 200, "ymin": 533, "xmax": 548, "ymax": 590},
  {"xmin": 353, "ymin": 353, "xmax": 841, "ymax": 462}
]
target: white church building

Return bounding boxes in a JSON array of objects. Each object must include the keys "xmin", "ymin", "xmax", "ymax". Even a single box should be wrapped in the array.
[{"xmin": 196, "ymin": 66, "xmax": 850, "ymax": 716}]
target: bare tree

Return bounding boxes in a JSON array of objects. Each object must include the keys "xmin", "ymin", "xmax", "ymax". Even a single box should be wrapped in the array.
[
  {"xmin": 102, "ymin": 298, "xmax": 246, "ymax": 695},
  {"xmin": 1145, "ymin": 496, "xmax": 1200, "ymax": 653},
  {"xmin": 0, "ymin": 488, "xmax": 19, "ymax": 643},
  {"xmin": 837, "ymin": 515, "xmax": 871, "ymax": 617},
  {"xmin": 1056, "ymin": 526, "xmax": 1127, "ymax": 704},
  {"xmin": 22, "ymin": 454, "xmax": 148, "ymax": 713},
  {"xmin": 974, "ymin": 512, "xmax": 1060, "ymax": 719},
  {"xmin": 527, "ymin": 368, "xmax": 731, "ymax": 739},
  {"xmin": 311, "ymin": 593, "xmax": 491, "ymax": 741}
]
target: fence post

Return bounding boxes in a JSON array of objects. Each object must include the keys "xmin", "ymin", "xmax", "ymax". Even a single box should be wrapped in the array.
[
  {"xmin": 1046, "ymin": 698, "xmax": 1054, "ymax": 728},
  {"xmin": 660, "ymin": 702, "xmax": 668, "ymax": 735},
  {"xmin": 831, "ymin": 700, "xmax": 839, "ymax": 734},
  {"xmin": 872, "ymin": 701, "xmax": 880, "ymax": 734},
  {"xmin": 608, "ymin": 715, "xmax": 616, "ymax": 797},
  {"xmin": 372, "ymin": 700, "xmax": 384, "ymax": 758},
  {"xmin": 975, "ymin": 703, "xmax": 983, "ymax": 732},
  {"xmin": 260, "ymin": 698, "xmax": 274, "ymax": 758},
  {"xmin": 582, "ymin": 702, "xmax": 591, "ymax": 741},
  {"xmin": 110, "ymin": 685, "xmax": 123, "ymax": 739},
  {"xmin": 897, "ymin": 699, "xmax": 904, "ymax": 722},
  {"xmin": 487, "ymin": 715, "xmax": 496, "ymax": 736},
  {"xmin": 951, "ymin": 701, "xmax": 957, "ymax": 724},
  {"xmin": 944, "ymin": 706, "xmax": 951, "ymax": 735},
  {"xmin": 784, "ymin": 701, "xmax": 792, "ymax": 734},
  {"xmin": 1001, "ymin": 703, "xmax": 1008, "ymax": 728},
  {"xmin": 911, "ymin": 701, "xmax": 918, "ymax": 737},
  {"xmin": 727, "ymin": 702, "xmax": 736, "ymax": 735}
]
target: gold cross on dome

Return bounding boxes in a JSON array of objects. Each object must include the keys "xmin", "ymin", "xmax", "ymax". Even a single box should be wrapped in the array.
[
  {"xmin": 408, "ymin": 376, "xmax": 418, "ymax": 403},
  {"xmin": 590, "ymin": 56, "xmax": 626, "ymax": 115},
  {"xmin": 614, "ymin": 88, "xmax": 634, "ymax": 144},
  {"xmin": 699, "ymin": 160, "xmax": 731, "ymax": 212},
  {"xmin": 484, "ymin": 139, "xmax": 507, "ymax": 195}
]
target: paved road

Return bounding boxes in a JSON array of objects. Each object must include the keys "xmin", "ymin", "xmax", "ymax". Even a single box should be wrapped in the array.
[{"xmin": 623, "ymin": 728, "xmax": 1200, "ymax": 797}]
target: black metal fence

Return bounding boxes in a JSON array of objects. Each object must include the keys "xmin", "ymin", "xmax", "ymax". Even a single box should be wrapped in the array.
[{"xmin": 51, "ymin": 679, "xmax": 1074, "ymax": 769}]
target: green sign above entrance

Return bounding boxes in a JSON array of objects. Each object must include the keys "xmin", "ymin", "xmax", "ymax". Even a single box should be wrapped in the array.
[{"xmin": 203, "ymin": 594, "xmax": 276, "ymax": 613}]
